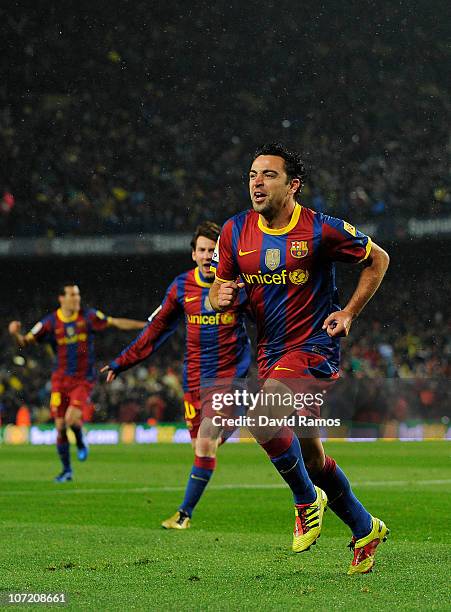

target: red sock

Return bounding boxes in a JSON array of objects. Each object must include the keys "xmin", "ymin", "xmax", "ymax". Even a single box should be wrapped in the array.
[
  {"xmin": 319, "ymin": 455, "xmax": 337, "ymax": 476},
  {"xmin": 194, "ymin": 455, "xmax": 216, "ymax": 470},
  {"xmin": 57, "ymin": 430, "xmax": 68, "ymax": 445},
  {"xmin": 260, "ymin": 426, "xmax": 294, "ymax": 458}
]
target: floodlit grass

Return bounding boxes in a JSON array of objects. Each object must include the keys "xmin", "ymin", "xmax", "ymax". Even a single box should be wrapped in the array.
[{"xmin": 0, "ymin": 441, "xmax": 449, "ymax": 610}]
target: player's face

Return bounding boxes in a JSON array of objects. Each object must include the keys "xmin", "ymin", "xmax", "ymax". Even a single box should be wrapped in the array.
[
  {"xmin": 192, "ymin": 236, "xmax": 216, "ymax": 278},
  {"xmin": 249, "ymin": 155, "xmax": 300, "ymax": 217},
  {"xmin": 59, "ymin": 285, "xmax": 81, "ymax": 312}
]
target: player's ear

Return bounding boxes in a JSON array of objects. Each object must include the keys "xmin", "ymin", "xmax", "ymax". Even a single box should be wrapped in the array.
[
  {"xmin": 290, "ymin": 178, "xmax": 301, "ymax": 195},
  {"xmin": 191, "ymin": 250, "xmax": 196, "ymax": 262}
]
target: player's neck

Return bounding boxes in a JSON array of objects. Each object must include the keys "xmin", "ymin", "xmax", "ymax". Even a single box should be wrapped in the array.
[
  {"xmin": 60, "ymin": 306, "xmax": 77, "ymax": 318},
  {"xmin": 260, "ymin": 198, "xmax": 296, "ymax": 229}
]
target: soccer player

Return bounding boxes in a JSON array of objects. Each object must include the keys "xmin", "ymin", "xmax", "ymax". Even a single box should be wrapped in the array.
[
  {"xmin": 209, "ymin": 143, "xmax": 390, "ymax": 574},
  {"xmin": 8, "ymin": 284, "xmax": 146, "ymax": 482},
  {"xmin": 102, "ymin": 222, "xmax": 251, "ymax": 529}
]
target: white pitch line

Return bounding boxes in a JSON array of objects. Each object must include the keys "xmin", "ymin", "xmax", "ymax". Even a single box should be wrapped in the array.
[{"xmin": 0, "ymin": 479, "xmax": 450, "ymax": 496}]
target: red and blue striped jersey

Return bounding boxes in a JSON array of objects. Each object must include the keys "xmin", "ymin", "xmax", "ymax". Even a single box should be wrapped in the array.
[
  {"xmin": 211, "ymin": 204, "xmax": 371, "ymax": 372},
  {"xmin": 109, "ymin": 267, "xmax": 251, "ymax": 392},
  {"xmin": 26, "ymin": 308, "xmax": 110, "ymax": 381}
]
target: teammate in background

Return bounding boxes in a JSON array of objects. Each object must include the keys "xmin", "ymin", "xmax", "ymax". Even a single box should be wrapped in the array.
[
  {"xmin": 102, "ymin": 222, "xmax": 251, "ymax": 529},
  {"xmin": 8, "ymin": 284, "xmax": 146, "ymax": 482},
  {"xmin": 209, "ymin": 143, "xmax": 390, "ymax": 574}
]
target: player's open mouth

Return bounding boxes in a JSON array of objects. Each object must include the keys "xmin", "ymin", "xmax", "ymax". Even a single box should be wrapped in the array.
[{"xmin": 253, "ymin": 192, "xmax": 267, "ymax": 203}]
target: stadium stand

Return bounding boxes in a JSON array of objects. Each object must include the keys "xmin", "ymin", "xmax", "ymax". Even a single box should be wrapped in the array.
[{"xmin": 1, "ymin": 2, "xmax": 449, "ymax": 237}]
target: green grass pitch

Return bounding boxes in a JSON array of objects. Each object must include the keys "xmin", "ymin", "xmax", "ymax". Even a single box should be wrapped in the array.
[{"xmin": 0, "ymin": 441, "xmax": 449, "ymax": 610}]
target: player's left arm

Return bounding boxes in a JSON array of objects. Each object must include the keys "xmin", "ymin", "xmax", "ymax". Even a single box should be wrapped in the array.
[
  {"xmin": 107, "ymin": 317, "xmax": 146, "ymax": 331},
  {"xmin": 87, "ymin": 309, "xmax": 146, "ymax": 332},
  {"xmin": 323, "ymin": 241, "xmax": 389, "ymax": 337},
  {"xmin": 320, "ymin": 215, "xmax": 389, "ymax": 337}
]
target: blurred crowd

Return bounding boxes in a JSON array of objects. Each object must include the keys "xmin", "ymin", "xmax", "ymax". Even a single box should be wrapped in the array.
[
  {"xmin": 1, "ymin": 3, "xmax": 448, "ymax": 427},
  {"xmin": 1, "ymin": 3, "xmax": 450, "ymax": 238},
  {"xmin": 0, "ymin": 261, "xmax": 448, "ymax": 426}
]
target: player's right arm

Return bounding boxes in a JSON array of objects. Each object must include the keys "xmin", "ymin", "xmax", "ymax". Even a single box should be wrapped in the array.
[
  {"xmin": 208, "ymin": 219, "xmax": 243, "ymax": 312},
  {"xmin": 209, "ymin": 280, "xmax": 244, "ymax": 312},
  {"xmin": 102, "ymin": 280, "xmax": 182, "ymax": 382},
  {"xmin": 8, "ymin": 321, "xmax": 27, "ymax": 347},
  {"xmin": 8, "ymin": 317, "xmax": 51, "ymax": 348}
]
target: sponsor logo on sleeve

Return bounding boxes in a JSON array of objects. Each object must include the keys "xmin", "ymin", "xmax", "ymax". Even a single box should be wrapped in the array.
[
  {"xmin": 343, "ymin": 221, "xmax": 356, "ymax": 237},
  {"xmin": 212, "ymin": 237, "xmax": 220, "ymax": 264}
]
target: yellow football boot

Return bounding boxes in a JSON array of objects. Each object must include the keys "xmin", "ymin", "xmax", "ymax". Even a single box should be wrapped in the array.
[
  {"xmin": 292, "ymin": 486, "xmax": 328, "ymax": 552},
  {"xmin": 347, "ymin": 516, "xmax": 389, "ymax": 575},
  {"xmin": 161, "ymin": 510, "xmax": 191, "ymax": 530}
]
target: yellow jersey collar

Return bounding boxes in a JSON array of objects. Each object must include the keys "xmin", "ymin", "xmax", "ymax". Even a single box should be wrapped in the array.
[
  {"xmin": 258, "ymin": 203, "xmax": 302, "ymax": 235},
  {"xmin": 56, "ymin": 308, "xmax": 79, "ymax": 323},
  {"xmin": 194, "ymin": 267, "xmax": 213, "ymax": 288}
]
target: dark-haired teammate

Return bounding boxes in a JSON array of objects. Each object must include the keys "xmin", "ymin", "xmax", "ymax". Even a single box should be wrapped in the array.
[
  {"xmin": 209, "ymin": 143, "xmax": 390, "ymax": 574},
  {"xmin": 8, "ymin": 285, "xmax": 146, "ymax": 482},
  {"xmin": 102, "ymin": 222, "xmax": 251, "ymax": 529}
]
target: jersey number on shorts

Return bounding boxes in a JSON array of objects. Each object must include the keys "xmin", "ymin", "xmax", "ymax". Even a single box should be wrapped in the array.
[{"xmin": 184, "ymin": 401, "xmax": 197, "ymax": 420}]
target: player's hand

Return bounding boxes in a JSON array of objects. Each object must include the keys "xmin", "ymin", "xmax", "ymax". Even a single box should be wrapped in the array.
[
  {"xmin": 8, "ymin": 320, "xmax": 22, "ymax": 336},
  {"xmin": 218, "ymin": 281, "xmax": 245, "ymax": 310},
  {"xmin": 100, "ymin": 365, "xmax": 117, "ymax": 383},
  {"xmin": 322, "ymin": 310, "xmax": 353, "ymax": 337}
]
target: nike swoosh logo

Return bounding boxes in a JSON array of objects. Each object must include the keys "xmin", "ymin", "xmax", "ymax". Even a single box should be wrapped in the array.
[
  {"xmin": 274, "ymin": 365, "xmax": 295, "ymax": 372},
  {"xmin": 239, "ymin": 249, "xmax": 257, "ymax": 256},
  {"xmin": 185, "ymin": 296, "xmax": 198, "ymax": 303}
]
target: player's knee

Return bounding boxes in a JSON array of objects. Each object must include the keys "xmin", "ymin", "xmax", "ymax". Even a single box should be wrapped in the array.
[
  {"xmin": 195, "ymin": 437, "xmax": 217, "ymax": 458},
  {"xmin": 65, "ymin": 407, "xmax": 81, "ymax": 427},
  {"xmin": 64, "ymin": 414, "xmax": 75, "ymax": 427},
  {"xmin": 56, "ymin": 426, "xmax": 68, "ymax": 445}
]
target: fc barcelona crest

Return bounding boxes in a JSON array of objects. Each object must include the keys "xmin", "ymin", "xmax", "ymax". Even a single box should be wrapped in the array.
[
  {"xmin": 265, "ymin": 248, "xmax": 280, "ymax": 271},
  {"xmin": 290, "ymin": 240, "xmax": 308, "ymax": 258}
]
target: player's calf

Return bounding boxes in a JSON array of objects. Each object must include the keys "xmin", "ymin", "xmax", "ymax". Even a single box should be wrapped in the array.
[
  {"xmin": 55, "ymin": 426, "xmax": 72, "ymax": 480},
  {"xmin": 161, "ymin": 455, "xmax": 216, "ymax": 529}
]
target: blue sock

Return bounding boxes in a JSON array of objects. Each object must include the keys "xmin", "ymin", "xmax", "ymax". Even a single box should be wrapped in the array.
[
  {"xmin": 180, "ymin": 456, "xmax": 216, "ymax": 517},
  {"xmin": 309, "ymin": 456, "xmax": 372, "ymax": 538},
  {"xmin": 71, "ymin": 425, "xmax": 84, "ymax": 449},
  {"xmin": 57, "ymin": 442, "xmax": 71, "ymax": 472},
  {"xmin": 265, "ymin": 434, "xmax": 316, "ymax": 505}
]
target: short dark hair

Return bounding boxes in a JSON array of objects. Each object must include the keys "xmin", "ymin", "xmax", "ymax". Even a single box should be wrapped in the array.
[
  {"xmin": 253, "ymin": 143, "xmax": 306, "ymax": 199},
  {"xmin": 58, "ymin": 282, "xmax": 78, "ymax": 297},
  {"xmin": 190, "ymin": 221, "xmax": 221, "ymax": 250}
]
